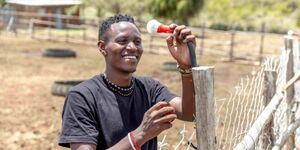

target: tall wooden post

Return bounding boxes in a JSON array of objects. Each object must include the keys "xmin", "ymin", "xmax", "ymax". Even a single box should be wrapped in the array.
[
  {"xmin": 262, "ymin": 70, "xmax": 277, "ymax": 149},
  {"xmin": 65, "ymin": 18, "xmax": 69, "ymax": 42},
  {"xmin": 284, "ymin": 36, "xmax": 295, "ymax": 149},
  {"xmin": 192, "ymin": 66, "xmax": 217, "ymax": 150},
  {"xmin": 200, "ymin": 22, "xmax": 206, "ymax": 55},
  {"xmin": 149, "ymin": 35, "xmax": 154, "ymax": 53},
  {"xmin": 259, "ymin": 23, "xmax": 266, "ymax": 64},
  {"xmin": 295, "ymin": 38, "xmax": 300, "ymax": 149},
  {"xmin": 82, "ymin": 27, "xmax": 86, "ymax": 43},
  {"xmin": 29, "ymin": 18, "xmax": 35, "ymax": 39},
  {"xmin": 47, "ymin": 14, "xmax": 51, "ymax": 40},
  {"xmin": 229, "ymin": 28, "xmax": 236, "ymax": 62}
]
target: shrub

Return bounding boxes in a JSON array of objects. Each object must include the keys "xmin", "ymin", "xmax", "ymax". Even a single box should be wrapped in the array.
[{"xmin": 209, "ymin": 23, "xmax": 230, "ymax": 31}]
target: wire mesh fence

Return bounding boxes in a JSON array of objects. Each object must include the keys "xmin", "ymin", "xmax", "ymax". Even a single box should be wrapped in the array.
[
  {"xmin": 215, "ymin": 36, "xmax": 299, "ymax": 149},
  {"xmin": 160, "ymin": 36, "xmax": 299, "ymax": 150}
]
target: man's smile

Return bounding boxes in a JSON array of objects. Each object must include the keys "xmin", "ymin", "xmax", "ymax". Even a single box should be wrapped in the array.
[{"xmin": 122, "ymin": 55, "xmax": 138, "ymax": 61}]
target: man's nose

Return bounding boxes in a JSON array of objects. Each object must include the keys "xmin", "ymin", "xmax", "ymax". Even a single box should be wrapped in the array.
[{"xmin": 126, "ymin": 41, "xmax": 137, "ymax": 51}]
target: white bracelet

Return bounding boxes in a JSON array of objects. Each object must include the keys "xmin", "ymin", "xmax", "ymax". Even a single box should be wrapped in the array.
[{"xmin": 128, "ymin": 133, "xmax": 136, "ymax": 150}]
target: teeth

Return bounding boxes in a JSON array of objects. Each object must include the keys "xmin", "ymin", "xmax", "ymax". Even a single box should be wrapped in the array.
[{"xmin": 123, "ymin": 56, "xmax": 137, "ymax": 59}]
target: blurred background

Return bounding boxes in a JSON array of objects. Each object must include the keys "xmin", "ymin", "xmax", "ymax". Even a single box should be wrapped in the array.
[{"xmin": 0, "ymin": 0, "xmax": 299, "ymax": 150}]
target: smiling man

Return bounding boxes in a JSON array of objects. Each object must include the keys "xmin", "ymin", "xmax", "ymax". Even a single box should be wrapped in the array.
[{"xmin": 59, "ymin": 14, "xmax": 196, "ymax": 150}]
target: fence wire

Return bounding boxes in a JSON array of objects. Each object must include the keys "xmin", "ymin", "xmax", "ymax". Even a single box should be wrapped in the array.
[
  {"xmin": 215, "ymin": 38, "xmax": 298, "ymax": 150},
  {"xmin": 216, "ymin": 66, "xmax": 266, "ymax": 149}
]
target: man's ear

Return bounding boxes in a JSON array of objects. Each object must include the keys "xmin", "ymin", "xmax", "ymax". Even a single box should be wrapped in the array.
[{"xmin": 97, "ymin": 40, "xmax": 107, "ymax": 56}]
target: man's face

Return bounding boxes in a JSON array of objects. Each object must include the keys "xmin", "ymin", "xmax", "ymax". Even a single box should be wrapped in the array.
[{"xmin": 102, "ymin": 22, "xmax": 143, "ymax": 74}]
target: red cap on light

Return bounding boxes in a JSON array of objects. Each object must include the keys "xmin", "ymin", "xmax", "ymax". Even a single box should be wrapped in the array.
[
  {"xmin": 157, "ymin": 24, "xmax": 173, "ymax": 33},
  {"xmin": 147, "ymin": 19, "xmax": 173, "ymax": 34}
]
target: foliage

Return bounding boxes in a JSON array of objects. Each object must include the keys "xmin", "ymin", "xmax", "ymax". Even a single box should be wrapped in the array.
[
  {"xmin": 65, "ymin": 5, "xmax": 80, "ymax": 15},
  {"xmin": 80, "ymin": 0, "xmax": 300, "ymax": 33},
  {"xmin": 146, "ymin": 0, "xmax": 204, "ymax": 25},
  {"xmin": 209, "ymin": 23, "xmax": 231, "ymax": 31},
  {"xmin": 200, "ymin": 0, "xmax": 300, "ymax": 32},
  {"xmin": 82, "ymin": 0, "xmax": 147, "ymax": 20},
  {"xmin": 0, "ymin": 0, "xmax": 6, "ymax": 7}
]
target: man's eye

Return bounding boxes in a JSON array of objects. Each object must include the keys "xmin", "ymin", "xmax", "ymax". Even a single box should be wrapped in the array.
[
  {"xmin": 117, "ymin": 40, "xmax": 127, "ymax": 44},
  {"xmin": 135, "ymin": 40, "xmax": 141, "ymax": 45}
]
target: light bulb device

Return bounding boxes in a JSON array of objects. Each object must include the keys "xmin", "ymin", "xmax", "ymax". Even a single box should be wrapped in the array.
[{"xmin": 146, "ymin": 19, "xmax": 198, "ymax": 67}]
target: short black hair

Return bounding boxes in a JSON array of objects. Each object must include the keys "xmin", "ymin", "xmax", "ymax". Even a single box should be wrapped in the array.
[{"xmin": 98, "ymin": 14, "xmax": 136, "ymax": 41}]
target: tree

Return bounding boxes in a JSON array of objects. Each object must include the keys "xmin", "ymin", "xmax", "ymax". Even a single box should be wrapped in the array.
[
  {"xmin": 82, "ymin": 0, "xmax": 147, "ymax": 20},
  {"xmin": 146, "ymin": 0, "xmax": 204, "ymax": 25},
  {"xmin": 0, "ymin": 0, "xmax": 6, "ymax": 7},
  {"xmin": 201, "ymin": 0, "xmax": 300, "ymax": 31}
]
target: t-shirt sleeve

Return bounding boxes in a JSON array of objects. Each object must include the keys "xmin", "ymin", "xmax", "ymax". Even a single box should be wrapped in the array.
[
  {"xmin": 59, "ymin": 91, "xmax": 99, "ymax": 148},
  {"xmin": 146, "ymin": 78, "xmax": 177, "ymax": 104}
]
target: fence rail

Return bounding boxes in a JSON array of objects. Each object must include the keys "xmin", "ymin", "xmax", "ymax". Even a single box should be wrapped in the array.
[{"xmin": 0, "ymin": 10, "xmax": 286, "ymax": 64}]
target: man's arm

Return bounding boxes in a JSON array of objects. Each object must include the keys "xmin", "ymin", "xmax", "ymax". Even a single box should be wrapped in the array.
[
  {"xmin": 166, "ymin": 25, "xmax": 196, "ymax": 122},
  {"xmin": 169, "ymin": 74, "xmax": 195, "ymax": 121},
  {"xmin": 70, "ymin": 136, "xmax": 132, "ymax": 150},
  {"xmin": 70, "ymin": 134, "xmax": 141, "ymax": 150}
]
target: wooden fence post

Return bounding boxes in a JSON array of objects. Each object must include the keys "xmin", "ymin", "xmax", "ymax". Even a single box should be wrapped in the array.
[
  {"xmin": 29, "ymin": 18, "xmax": 34, "ymax": 39},
  {"xmin": 284, "ymin": 36, "xmax": 295, "ymax": 149},
  {"xmin": 229, "ymin": 28, "xmax": 236, "ymax": 62},
  {"xmin": 149, "ymin": 35, "xmax": 154, "ymax": 53},
  {"xmin": 65, "ymin": 18, "xmax": 69, "ymax": 42},
  {"xmin": 200, "ymin": 22, "xmax": 205, "ymax": 55},
  {"xmin": 192, "ymin": 66, "xmax": 217, "ymax": 150},
  {"xmin": 259, "ymin": 23, "xmax": 266, "ymax": 64},
  {"xmin": 82, "ymin": 27, "xmax": 86, "ymax": 43},
  {"xmin": 47, "ymin": 15, "xmax": 51, "ymax": 40},
  {"xmin": 295, "ymin": 38, "xmax": 300, "ymax": 149},
  {"xmin": 262, "ymin": 70, "xmax": 277, "ymax": 149}
]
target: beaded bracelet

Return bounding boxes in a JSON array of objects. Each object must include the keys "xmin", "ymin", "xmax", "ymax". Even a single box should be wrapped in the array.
[{"xmin": 177, "ymin": 64, "xmax": 192, "ymax": 74}]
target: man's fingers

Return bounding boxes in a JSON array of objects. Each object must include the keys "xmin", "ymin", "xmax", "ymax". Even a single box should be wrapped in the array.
[
  {"xmin": 180, "ymin": 29, "xmax": 192, "ymax": 40},
  {"xmin": 183, "ymin": 35, "xmax": 196, "ymax": 45},
  {"xmin": 169, "ymin": 24, "xmax": 177, "ymax": 30},
  {"xmin": 150, "ymin": 106, "xmax": 175, "ymax": 119},
  {"xmin": 146, "ymin": 101, "xmax": 170, "ymax": 114},
  {"xmin": 153, "ymin": 113, "xmax": 177, "ymax": 124},
  {"xmin": 166, "ymin": 35, "xmax": 174, "ymax": 48},
  {"xmin": 173, "ymin": 25, "xmax": 186, "ymax": 40}
]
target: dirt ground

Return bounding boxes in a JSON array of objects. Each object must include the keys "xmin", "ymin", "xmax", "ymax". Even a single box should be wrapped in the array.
[{"xmin": 0, "ymin": 33, "xmax": 259, "ymax": 150}]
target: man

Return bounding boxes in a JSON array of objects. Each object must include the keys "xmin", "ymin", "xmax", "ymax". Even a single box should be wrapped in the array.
[{"xmin": 59, "ymin": 14, "xmax": 196, "ymax": 150}]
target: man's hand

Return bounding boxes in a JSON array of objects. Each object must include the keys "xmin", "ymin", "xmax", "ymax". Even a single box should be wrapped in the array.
[
  {"xmin": 133, "ymin": 102, "xmax": 177, "ymax": 147},
  {"xmin": 166, "ymin": 25, "xmax": 196, "ymax": 69}
]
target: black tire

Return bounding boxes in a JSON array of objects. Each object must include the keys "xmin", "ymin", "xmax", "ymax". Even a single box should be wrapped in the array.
[
  {"xmin": 42, "ymin": 48, "xmax": 76, "ymax": 58},
  {"xmin": 161, "ymin": 61, "xmax": 178, "ymax": 71},
  {"xmin": 51, "ymin": 80, "xmax": 84, "ymax": 97}
]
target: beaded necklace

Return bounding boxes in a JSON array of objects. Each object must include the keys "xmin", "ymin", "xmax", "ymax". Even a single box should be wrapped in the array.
[{"xmin": 102, "ymin": 74, "xmax": 134, "ymax": 96}]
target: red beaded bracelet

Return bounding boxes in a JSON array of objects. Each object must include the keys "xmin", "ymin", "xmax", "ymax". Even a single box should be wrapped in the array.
[{"xmin": 129, "ymin": 132, "xmax": 141, "ymax": 150}]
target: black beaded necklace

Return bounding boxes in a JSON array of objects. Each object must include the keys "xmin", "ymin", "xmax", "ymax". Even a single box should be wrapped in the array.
[{"xmin": 102, "ymin": 74, "xmax": 134, "ymax": 96}]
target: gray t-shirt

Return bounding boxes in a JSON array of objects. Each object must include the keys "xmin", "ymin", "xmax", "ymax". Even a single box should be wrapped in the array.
[{"xmin": 59, "ymin": 74, "xmax": 177, "ymax": 150}]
